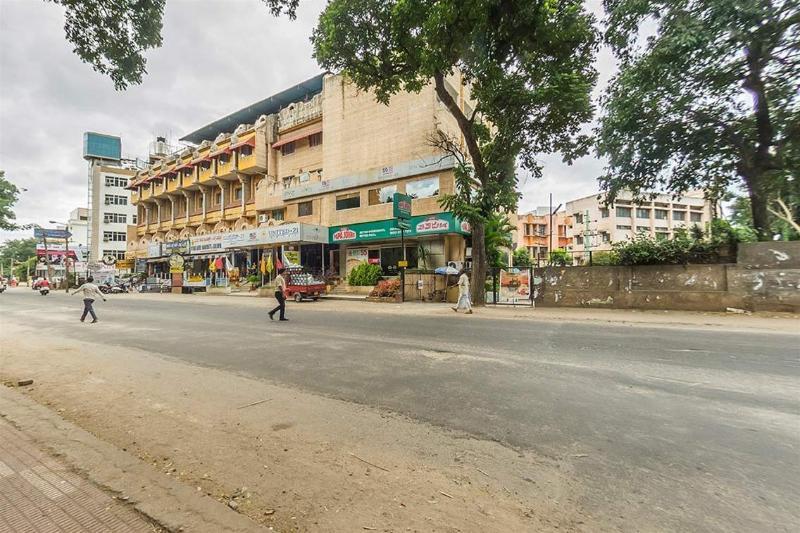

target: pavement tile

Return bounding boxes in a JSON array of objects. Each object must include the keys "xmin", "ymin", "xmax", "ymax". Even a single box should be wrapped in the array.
[{"xmin": 0, "ymin": 417, "xmax": 155, "ymax": 533}]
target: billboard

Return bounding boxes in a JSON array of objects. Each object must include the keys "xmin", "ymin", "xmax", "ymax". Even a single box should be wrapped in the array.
[{"xmin": 83, "ymin": 132, "xmax": 121, "ymax": 161}]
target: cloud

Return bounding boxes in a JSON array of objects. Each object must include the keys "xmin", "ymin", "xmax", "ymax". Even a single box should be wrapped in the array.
[{"xmin": 1, "ymin": 0, "xmax": 613, "ymax": 243}]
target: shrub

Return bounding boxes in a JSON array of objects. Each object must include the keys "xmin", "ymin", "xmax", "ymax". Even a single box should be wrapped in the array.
[
  {"xmin": 348, "ymin": 263, "xmax": 383, "ymax": 286},
  {"xmin": 590, "ymin": 250, "xmax": 618, "ymax": 266},
  {"xmin": 513, "ymin": 247, "xmax": 533, "ymax": 267},
  {"xmin": 549, "ymin": 249, "xmax": 570, "ymax": 266},
  {"xmin": 369, "ymin": 279, "xmax": 401, "ymax": 297}
]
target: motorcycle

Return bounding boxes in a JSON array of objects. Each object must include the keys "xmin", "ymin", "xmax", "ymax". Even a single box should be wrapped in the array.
[{"xmin": 39, "ymin": 287, "xmax": 50, "ymax": 296}]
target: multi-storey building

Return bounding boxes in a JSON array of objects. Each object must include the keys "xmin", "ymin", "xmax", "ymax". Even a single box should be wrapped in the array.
[
  {"xmin": 565, "ymin": 191, "xmax": 713, "ymax": 263},
  {"xmin": 83, "ymin": 133, "xmax": 139, "ymax": 263},
  {"xmin": 64, "ymin": 207, "xmax": 89, "ymax": 261},
  {"xmin": 514, "ymin": 207, "xmax": 572, "ymax": 261},
  {"xmin": 127, "ymin": 73, "xmax": 472, "ymax": 286}
]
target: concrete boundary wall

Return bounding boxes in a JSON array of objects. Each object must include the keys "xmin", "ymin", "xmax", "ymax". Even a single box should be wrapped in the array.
[{"xmin": 533, "ymin": 242, "xmax": 800, "ymax": 312}]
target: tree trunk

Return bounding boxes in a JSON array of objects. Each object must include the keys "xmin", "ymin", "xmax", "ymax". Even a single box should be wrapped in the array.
[
  {"xmin": 470, "ymin": 220, "xmax": 487, "ymax": 306},
  {"xmin": 742, "ymin": 169, "xmax": 771, "ymax": 241}
]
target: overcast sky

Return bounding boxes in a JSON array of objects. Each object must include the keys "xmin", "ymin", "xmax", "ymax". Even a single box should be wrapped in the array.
[{"xmin": 0, "ymin": 0, "xmax": 615, "ymax": 243}]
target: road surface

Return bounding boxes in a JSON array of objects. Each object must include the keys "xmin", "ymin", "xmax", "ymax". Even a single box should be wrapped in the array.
[{"xmin": 2, "ymin": 288, "xmax": 798, "ymax": 532}]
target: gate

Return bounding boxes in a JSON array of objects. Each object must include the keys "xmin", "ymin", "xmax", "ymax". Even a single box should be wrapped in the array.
[{"xmin": 487, "ymin": 266, "xmax": 536, "ymax": 307}]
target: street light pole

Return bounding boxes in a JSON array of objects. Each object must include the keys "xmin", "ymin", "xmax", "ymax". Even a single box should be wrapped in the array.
[{"xmin": 50, "ymin": 220, "xmax": 71, "ymax": 292}]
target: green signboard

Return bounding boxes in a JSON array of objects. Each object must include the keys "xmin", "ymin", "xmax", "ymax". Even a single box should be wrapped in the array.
[
  {"xmin": 330, "ymin": 212, "xmax": 470, "ymax": 243},
  {"xmin": 396, "ymin": 219, "xmax": 410, "ymax": 231},
  {"xmin": 393, "ymin": 192, "xmax": 412, "ymax": 220}
]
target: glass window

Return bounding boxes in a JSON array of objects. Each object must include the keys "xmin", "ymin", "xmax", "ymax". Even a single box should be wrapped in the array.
[
  {"xmin": 368, "ymin": 185, "xmax": 397, "ymax": 205},
  {"xmin": 102, "ymin": 250, "xmax": 127, "ymax": 259},
  {"xmin": 298, "ymin": 201, "xmax": 313, "ymax": 217},
  {"xmin": 234, "ymin": 187, "xmax": 243, "ymax": 201},
  {"xmin": 575, "ymin": 236, "xmax": 583, "ymax": 245},
  {"xmin": 656, "ymin": 232, "xmax": 669, "ymax": 240},
  {"xmin": 104, "ymin": 176, "xmax": 128, "ymax": 187},
  {"xmin": 213, "ymin": 190, "xmax": 222, "ymax": 205},
  {"xmin": 574, "ymin": 213, "xmax": 584, "ymax": 224},
  {"xmin": 637, "ymin": 226, "xmax": 650, "ymax": 232},
  {"xmin": 406, "ymin": 176, "xmax": 439, "ymax": 199},
  {"xmin": 616, "ymin": 224, "xmax": 631, "ymax": 230},
  {"xmin": 600, "ymin": 208, "xmax": 609, "ymax": 218},
  {"xmin": 336, "ymin": 193, "xmax": 361, "ymax": 210},
  {"xmin": 309, "ymin": 132, "xmax": 322, "ymax": 147},
  {"xmin": 132, "ymin": 214, "xmax": 138, "ymax": 224},
  {"xmin": 616, "ymin": 206, "xmax": 631, "ymax": 218},
  {"xmin": 103, "ymin": 213, "xmax": 127, "ymax": 224},
  {"xmin": 690, "ymin": 212, "xmax": 702, "ymax": 222},
  {"xmin": 673, "ymin": 210, "xmax": 686, "ymax": 221},
  {"xmin": 601, "ymin": 232, "xmax": 611, "ymax": 243},
  {"xmin": 655, "ymin": 209, "xmax": 668, "ymax": 219},
  {"xmin": 271, "ymin": 209, "xmax": 285, "ymax": 221},
  {"xmin": 281, "ymin": 142, "xmax": 295, "ymax": 156},
  {"xmin": 104, "ymin": 194, "xmax": 127, "ymax": 205},
  {"xmin": 636, "ymin": 208, "xmax": 650, "ymax": 218},
  {"xmin": 103, "ymin": 231, "xmax": 127, "ymax": 242}
]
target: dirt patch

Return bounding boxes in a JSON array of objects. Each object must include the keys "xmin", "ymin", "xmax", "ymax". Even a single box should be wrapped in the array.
[{"xmin": 0, "ymin": 320, "xmax": 592, "ymax": 532}]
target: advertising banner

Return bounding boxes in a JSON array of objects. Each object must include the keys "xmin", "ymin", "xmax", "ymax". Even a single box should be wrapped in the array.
[
  {"xmin": 147, "ymin": 242, "xmax": 163, "ymax": 258},
  {"xmin": 498, "ymin": 269, "xmax": 532, "ymax": 303},
  {"xmin": 346, "ymin": 248, "xmax": 369, "ymax": 272},
  {"xmin": 34, "ymin": 228, "xmax": 71, "ymax": 240},
  {"xmin": 282, "ymin": 246, "xmax": 301, "ymax": 268},
  {"xmin": 188, "ymin": 234, "xmax": 224, "ymax": 254},
  {"xmin": 329, "ymin": 212, "xmax": 469, "ymax": 244},
  {"xmin": 164, "ymin": 239, "xmax": 190, "ymax": 254},
  {"xmin": 393, "ymin": 192, "xmax": 412, "ymax": 219}
]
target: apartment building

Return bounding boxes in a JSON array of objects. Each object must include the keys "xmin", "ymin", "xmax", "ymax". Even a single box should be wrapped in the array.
[
  {"xmin": 127, "ymin": 72, "xmax": 471, "ymax": 285},
  {"xmin": 565, "ymin": 191, "xmax": 713, "ymax": 263},
  {"xmin": 514, "ymin": 207, "xmax": 572, "ymax": 261},
  {"xmin": 83, "ymin": 133, "xmax": 139, "ymax": 263}
]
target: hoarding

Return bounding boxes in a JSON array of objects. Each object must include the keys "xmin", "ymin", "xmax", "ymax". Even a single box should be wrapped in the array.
[{"xmin": 83, "ymin": 132, "xmax": 121, "ymax": 161}]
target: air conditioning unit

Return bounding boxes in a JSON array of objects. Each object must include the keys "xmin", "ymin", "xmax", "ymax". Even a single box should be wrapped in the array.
[
  {"xmin": 258, "ymin": 214, "xmax": 268, "ymax": 223},
  {"xmin": 447, "ymin": 261, "xmax": 464, "ymax": 270}
]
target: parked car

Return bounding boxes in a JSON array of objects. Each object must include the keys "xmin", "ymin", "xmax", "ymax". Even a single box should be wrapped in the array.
[
  {"xmin": 0, "ymin": 277, "xmax": 7, "ymax": 293},
  {"xmin": 284, "ymin": 268, "xmax": 326, "ymax": 302}
]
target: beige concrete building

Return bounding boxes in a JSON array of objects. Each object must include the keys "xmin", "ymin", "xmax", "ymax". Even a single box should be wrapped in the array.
[
  {"xmin": 565, "ymin": 191, "xmax": 714, "ymax": 263},
  {"xmin": 513, "ymin": 207, "xmax": 572, "ymax": 262},
  {"xmin": 128, "ymin": 73, "xmax": 472, "ymax": 285}
]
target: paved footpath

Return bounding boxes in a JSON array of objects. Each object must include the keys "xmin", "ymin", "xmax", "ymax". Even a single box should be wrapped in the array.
[{"xmin": 0, "ymin": 418, "xmax": 156, "ymax": 533}]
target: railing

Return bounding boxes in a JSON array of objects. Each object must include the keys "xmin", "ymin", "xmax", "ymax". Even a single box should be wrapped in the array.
[{"xmin": 277, "ymin": 94, "xmax": 323, "ymax": 130}]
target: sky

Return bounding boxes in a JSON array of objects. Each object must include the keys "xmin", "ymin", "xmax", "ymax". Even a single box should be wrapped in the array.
[{"xmin": 0, "ymin": 0, "xmax": 616, "ymax": 244}]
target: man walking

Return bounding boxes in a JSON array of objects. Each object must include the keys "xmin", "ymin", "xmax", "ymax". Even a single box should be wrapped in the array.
[
  {"xmin": 72, "ymin": 276, "xmax": 106, "ymax": 323},
  {"xmin": 268, "ymin": 268, "xmax": 288, "ymax": 321},
  {"xmin": 452, "ymin": 270, "xmax": 473, "ymax": 314}
]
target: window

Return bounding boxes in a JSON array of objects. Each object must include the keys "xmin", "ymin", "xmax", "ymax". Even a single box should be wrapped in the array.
[
  {"xmin": 406, "ymin": 176, "xmax": 439, "ymax": 199},
  {"xmin": 616, "ymin": 206, "xmax": 631, "ymax": 218},
  {"xmin": 104, "ymin": 194, "xmax": 127, "ymax": 205},
  {"xmin": 240, "ymin": 145, "xmax": 253, "ymax": 157},
  {"xmin": 102, "ymin": 250, "xmax": 127, "ymax": 260},
  {"xmin": 281, "ymin": 142, "xmax": 295, "ymax": 156},
  {"xmin": 690, "ymin": 212, "xmax": 702, "ymax": 222},
  {"xmin": 234, "ymin": 186, "xmax": 243, "ymax": 201},
  {"xmin": 368, "ymin": 185, "xmax": 397, "ymax": 205},
  {"xmin": 298, "ymin": 201, "xmax": 313, "ymax": 217},
  {"xmin": 601, "ymin": 232, "xmax": 611, "ymax": 243},
  {"xmin": 636, "ymin": 208, "xmax": 651, "ymax": 219},
  {"xmin": 132, "ymin": 214, "xmax": 138, "ymax": 224},
  {"xmin": 103, "ymin": 213, "xmax": 127, "ymax": 224},
  {"xmin": 219, "ymin": 154, "xmax": 230, "ymax": 165},
  {"xmin": 282, "ymin": 176, "xmax": 295, "ymax": 189},
  {"xmin": 616, "ymin": 224, "xmax": 631, "ymax": 230},
  {"xmin": 673, "ymin": 210, "xmax": 686, "ymax": 221},
  {"xmin": 213, "ymin": 190, "xmax": 222, "ymax": 205},
  {"xmin": 336, "ymin": 192, "xmax": 361, "ymax": 210},
  {"xmin": 636, "ymin": 226, "xmax": 650, "ymax": 232},
  {"xmin": 103, "ymin": 231, "xmax": 127, "ymax": 242},
  {"xmin": 270, "ymin": 208, "xmax": 285, "ymax": 221},
  {"xmin": 600, "ymin": 208, "xmax": 609, "ymax": 218},
  {"xmin": 575, "ymin": 236, "xmax": 583, "ymax": 245},
  {"xmin": 655, "ymin": 209, "xmax": 668, "ymax": 220},
  {"xmin": 655, "ymin": 226, "xmax": 669, "ymax": 231},
  {"xmin": 574, "ymin": 213, "xmax": 584, "ymax": 224},
  {"xmin": 309, "ymin": 132, "xmax": 323, "ymax": 147},
  {"xmin": 104, "ymin": 176, "xmax": 128, "ymax": 188},
  {"xmin": 656, "ymin": 232, "xmax": 669, "ymax": 240}
]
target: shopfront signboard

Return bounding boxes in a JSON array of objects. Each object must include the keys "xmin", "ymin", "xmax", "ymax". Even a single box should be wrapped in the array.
[
  {"xmin": 147, "ymin": 243, "xmax": 163, "ymax": 258},
  {"xmin": 164, "ymin": 240, "xmax": 190, "ymax": 254},
  {"xmin": 498, "ymin": 268, "xmax": 532, "ymax": 303},
  {"xmin": 116, "ymin": 259, "xmax": 135, "ymax": 270},
  {"xmin": 189, "ymin": 233, "xmax": 224, "ymax": 254},
  {"xmin": 393, "ymin": 192, "xmax": 412, "ymax": 220},
  {"xmin": 329, "ymin": 212, "xmax": 469, "ymax": 244}
]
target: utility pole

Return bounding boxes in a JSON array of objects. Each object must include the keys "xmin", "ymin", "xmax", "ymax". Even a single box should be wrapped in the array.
[{"xmin": 548, "ymin": 193, "xmax": 553, "ymax": 263}]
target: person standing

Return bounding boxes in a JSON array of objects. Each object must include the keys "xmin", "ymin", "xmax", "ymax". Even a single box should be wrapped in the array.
[
  {"xmin": 72, "ymin": 276, "xmax": 106, "ymax": 323},
  {"xmin": 452, "ymin": 270, "xmax": 473, "ymax": 314},
  {"xmin": 268, "ymin": 268, "xmax": 288, "ymax": 321}
]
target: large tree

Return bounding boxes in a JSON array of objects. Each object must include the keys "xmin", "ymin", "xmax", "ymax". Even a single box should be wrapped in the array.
[
  {"xmin": 0, "ymin": 170, "xmax": 22, "ymax": 231},
  {"xmin": 48, "ymin": 0, "xmax": 300, "ymax": 89},
  {"xmin": 313, "ymin": 0, "xmax": 597, "ymax": 304},
  {"xmin": 598, "ymin": 0, "xmax": 800, "ymax": 240}
]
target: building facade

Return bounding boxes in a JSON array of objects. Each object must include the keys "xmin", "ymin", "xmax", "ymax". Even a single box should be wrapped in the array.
[
  {"xmin": 83, "ymin": 133, "xmax": 139, "ymax": 263},
  {"xmin": 565, "ymin": 191, "xmax": 713, "ymax": 263},
  {"xmin": 128, "ymin": 73, "xmax": 472, "ymax": 286},
  {"xmin": 514, "ymin": 207, "xmax": 572, "ymax": 261}
]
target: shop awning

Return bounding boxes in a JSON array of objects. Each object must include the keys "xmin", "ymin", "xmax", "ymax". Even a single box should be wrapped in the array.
[
  {"xmin": 190, "ymin": 154, "xmax": 212, "ymax": 165},
  {"xmin": 230, "ymin": 136, "xmax": 256, "ymax": 150},
  {"xmin": 271, "ymin": 125, "xmax": 322, "ymax": 149},
  {"xmin": 209, "ymin": 145, "xmax": 232, "ymax": 157}
]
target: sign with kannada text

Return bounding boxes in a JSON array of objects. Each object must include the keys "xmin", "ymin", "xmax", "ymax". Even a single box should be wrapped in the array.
[
  {"xmin": 329, "ymin": 212, "xmax": 469, "ymax": 244},
  {"xmin": 34, "ymin": 228, "xmax": 71, "ymax": 240},
  {"xmin": 393, "ymin": 192, "xmax": 412, "ymax": 220}
]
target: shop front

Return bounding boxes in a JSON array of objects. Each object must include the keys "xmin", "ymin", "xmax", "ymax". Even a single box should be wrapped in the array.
[{"xmin": 329, "ymin": 212, "xmax": 470, "ymax": 277}]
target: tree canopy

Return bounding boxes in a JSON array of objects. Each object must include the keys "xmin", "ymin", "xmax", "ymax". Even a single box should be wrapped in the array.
[
  {"xmin": 0, "ymin": 170, "xmax": 22, "ymax": 231},
  {"xmin": 313, "ymin": 0, "xmax": 598, "ymax": 302},
  {"xmin": 49, "ymin": 0, "xmax": 300, "ymax": 90},
  {"xmin": 598, "ymin": 0, "xmax": 800, "ymax": 240}
]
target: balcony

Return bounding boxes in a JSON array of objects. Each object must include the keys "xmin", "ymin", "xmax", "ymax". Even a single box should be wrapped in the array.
[{"xmin": 278, "ymin": 94, "xmax": 322, "ymax": 131}]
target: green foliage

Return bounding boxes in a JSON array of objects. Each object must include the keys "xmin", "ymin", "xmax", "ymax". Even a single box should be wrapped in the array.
[
  {"xmin": 0, "ymin": 238, "xmax": 36, "ymax": 265},
  {"xmin": 48, "ymin": 0, "xmax": 298, "ymax": 90},
  {"xmin": 348, "ymin": 263, "xmax": 383, "ymax": 286},
  {"xmin": 484, "ymin": 214, "xmax": 513, "ymax": 268},
  {"xmin": 0, "ymin": 170, "xmax": 21, "ymax": 231},
  {"xmin": 512, "ymin": 248, "xmax": 532, "ymax": 267},
  {"xmin": 12, "ymin": 256, "xmax": 37, "ymax": 281},
  {"xmin": 590, "ymin": 250, "xmax": 618, "ymax": 266},
  {"xmin": 549, "ymin": 249, "xmax": 570, "ymax": 266},
  {"xmin": 729, "ymin": 194, "xmax": 799, "ymax": 241},
  {"xmin": 599, "ymin": 0, "xmax": 800, "ymax": 239}
]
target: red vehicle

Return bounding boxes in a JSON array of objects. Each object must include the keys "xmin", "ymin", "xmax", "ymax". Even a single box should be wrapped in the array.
[{"xmin": 283, "ymin": 268, "xmax": 326, "ymax": 302}]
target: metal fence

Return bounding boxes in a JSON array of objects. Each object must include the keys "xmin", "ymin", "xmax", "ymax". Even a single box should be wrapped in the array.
[{"xmin": 487, "ymin": 266, "xmax": 535, "ymax": 307}]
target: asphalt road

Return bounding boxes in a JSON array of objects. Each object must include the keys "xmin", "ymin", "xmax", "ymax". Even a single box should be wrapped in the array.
[{"xmin": 2, "ymin": 289, "xmax": 799, "ymax": 532}]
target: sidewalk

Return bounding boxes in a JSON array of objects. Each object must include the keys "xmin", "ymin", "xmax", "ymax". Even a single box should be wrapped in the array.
[{"xmin": 0, "ymin": 417, "xmax": 156, "ymax": 532}]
